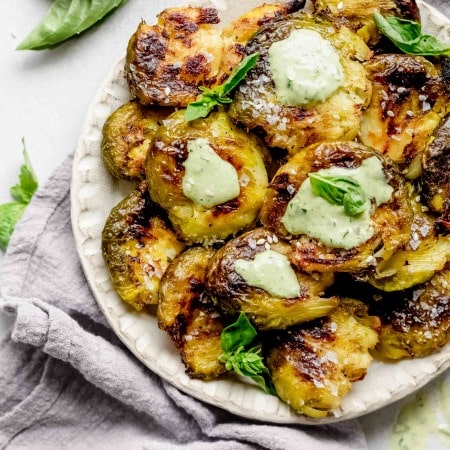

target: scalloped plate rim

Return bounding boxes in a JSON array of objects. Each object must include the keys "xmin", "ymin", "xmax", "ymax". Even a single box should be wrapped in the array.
[{"xmin": 70, "ymin": 0, "xmax": 450, "ymax": 425}]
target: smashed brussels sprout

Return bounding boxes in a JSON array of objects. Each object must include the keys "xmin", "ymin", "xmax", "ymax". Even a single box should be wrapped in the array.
[
  {"xmin": 358, "ymin": 196, "xmax": 450, "ymax": 291},
  {"xmin": 125, "ymin": 7, "xmax": 223, "ymax": 107},
  {"xmin": 228, "ymin": 13, "xmax": 372, "ymax": 156},
  {"xmin": 267, "ymin": 299, "xmax": 380, "ymax": 418},
  {"xmin": 373, "ymin": 269, "xmax": 450, "ymax": 359},
  {"xmin": 205, "ymin": 228, "xmax": 338, "ymax": 330},
  {"xmin": 102, "ymin": 182, "xmax": 185, "ymax": 310},
  {"xmin": 261, "ymin": 141, "xmax": 413, "ymax": 273},
  {"xmin": 421, "ymin": 115, "xmax": 450, "ymax": 217},
  {"xmin": 359, "ymin": 54, "xmax": 449, "ymax": 179},
  {"xmin": 158, "ymin": 246, "xmax": 226, "ymax": 379},
  {"xmin": 101, "ymin": 101, "xmax": 171, "ymax": 181},
  {"xmin": 145, "ymin": 110, "xmax": 268, "ymax": 245}
]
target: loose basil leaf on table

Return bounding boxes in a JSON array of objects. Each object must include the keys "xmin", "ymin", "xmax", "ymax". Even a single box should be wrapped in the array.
[
  {"xmin": 17, "ymin": 0, "xmax": 128, "ymax": 51},
  {"xmin": 0, "ymin": 140, "xmax": 38, "ymax": 251},
  {"xmin": 374, "ymin": 12, "xmax": 450, "ymax": 56},
  {"xmin": 309, "ymin": 173, "xmax": 367, "ymax": 217},
  {"xmin": 184, "ymin": 52, "xmax": 259, "ymax": 122},
  {"xmin": 219, "ymin": 312, "xmax": 276, "ymax": 395}
]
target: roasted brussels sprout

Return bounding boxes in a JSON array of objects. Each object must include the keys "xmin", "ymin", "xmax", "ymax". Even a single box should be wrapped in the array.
[
  {"xmin": 145, "ymin": 110, "xmax": 268, "ymax": 244},
  {"xmin": 102, "ymin": 182, "xmax": 185, "ymax": 310},
  {"xmin": 126, "ymin": 7, "xmax": 223, "ymax": 107},
  {"xmin": 205, "ymin": 228, "xmax": 338, "ymax": 330},
  {"xmin": 101, "ymin": 101, "xmax": 171, "ymax": 181},
  {"xmin": 311, "ymin": 0, "xmax": 420, "ymax": 46},
  {"xmin": 372, "ymin": 269, "xmax": 450, "ymax": 359},
  {"xmin": 359, "ymin": 54, "xmax": 449, "ymax": 179},
  {"xmin": 158, "ymin": 247, "xmax": 226, "ymax": 379},
  {"xmin": 220, "ymin": 0, "xmax": 305, "ymax": 75},
  {"xmin": 421, "ymin": 115, "xmax": 450, "ymax": 217},
  {"xmin": 261, "ymin": 141, "xmax": 413, "ymax": 273},
  {"xmin": 267, "ymin": 299, "xmax": 380, "ymax": 418},
  {"xmin": 228, "ymin": 13, "xmax": 372, "ymax": 156},
  {"xmin": 358, "ymin": 196, "xmax": 450, "ymax": 291}
]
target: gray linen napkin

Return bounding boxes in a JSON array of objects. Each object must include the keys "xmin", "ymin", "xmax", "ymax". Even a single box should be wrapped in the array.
[{"xmin": 0, "ymin": 158, "xmax": 367, "ymax": 449}]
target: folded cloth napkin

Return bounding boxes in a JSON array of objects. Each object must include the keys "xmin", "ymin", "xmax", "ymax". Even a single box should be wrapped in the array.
[
  {"xmin": 0, "ymin": 157, "xmax": 367, "ymax": 449},
  {"xmin": 1, "ymin": 1, "xmax": 448, "ymax": 446}
]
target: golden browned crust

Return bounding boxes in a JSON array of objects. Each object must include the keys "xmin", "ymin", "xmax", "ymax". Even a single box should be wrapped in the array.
[
  {"xmin": 421, "ymin": 115, "xmax": 450, "ymax": 216},
  {"xmin": 102, "ymin": 182, "xmax": 185, "ymax": 310},
  {"xmin": 101, "ymin": 101, "xmax": 172, "ymax": 181},
  {"xmin": 267, "ymin": 299, "xmax": 380, "ymax": 418},
  {"xmin": 126, "ymin": 7, "xmax": 222, "ymax": 107},
  {"xmin": 359, "ymin": 54, "xmax": 449, "ymax": 179},
  {"xmin": 372, "ymin": 269, "xmax": 450, "ymax": 359},
  {"xmin": 158, "ymin": 246, "xmax": 226, "ymax": 379}
]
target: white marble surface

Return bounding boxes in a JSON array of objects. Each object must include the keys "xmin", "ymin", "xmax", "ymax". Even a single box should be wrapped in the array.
[{"xmin": 0, "ymin": 1, "xmax": 448, "ymax": 448}]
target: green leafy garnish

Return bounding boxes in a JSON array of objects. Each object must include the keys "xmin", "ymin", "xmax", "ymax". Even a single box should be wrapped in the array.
[
  {"xmin": 0, "ymin": 140, "xmax": 38, "ymax": 251},
  {"xmin": 309, "ymin": 173, "xmax": 367, "ymax": 217},
  {"xmin": 17, "ymin": 0, "xmax": 128, "ymax": 51},
  {"xmin": 184, "ymin": 52, "xmax": 259, "ymax": 122},
  {"xmin": 374, "ymin": 12, "xmax": 450, "ymax": 56},
  {"xmin": 219, "ymin": 312, "xmax": 276, "ymax": 395}
]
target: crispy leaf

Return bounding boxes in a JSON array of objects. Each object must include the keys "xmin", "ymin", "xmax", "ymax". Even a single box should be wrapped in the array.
[
  {"xmin": 17, "ymin": 0, "xmax": 128, "ymax": 51},
  {"xmin": 184, "ymin": 52, "xmax": 259, "ymax": 121},
  {"xmin": 309, "ymin": 173, "xmax": 367, "ymax": 217},
  {"xmin": 374, "ymin": 12, "xmax": 450, "ymax": 56}
]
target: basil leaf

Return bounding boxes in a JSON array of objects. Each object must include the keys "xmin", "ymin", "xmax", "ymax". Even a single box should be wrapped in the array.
[
  {"xmin": 220, "ymin": 312, "xmax": 257, "ymax": 353},
  {"xmin": 0, "ymin": 203, "xmax": 27, "ymax": 251},
  {"xmin": 0, "ymin": 140, "xmax": 39, "ymax": 251},
  {"xmin": 219, "ymin": 52, "xmax": 260, "ymax": 97},
  {"xmin": 343, "ymin": 189, "xmax": 367, "ymax": 216},
  {"xmin": 219, "ymin": 345, "xmax": 276, "ymax": 396},
  {"xmin": 309, "ymin": 173, "xmax": 367, "ymax": 217},
  {"xmin": 17, "ymin": 0, "xmax": 128, "ymax": 51},
  {"xmin": 219, "ymin": 314, "xmax": 276, "ymax": 395},
  {"xmin": 10, "ymin": 142, "xmax": 38, "ymax": 204},
  {"xmin": 374, "ymin": 12, "xmax": 450, "ymax": 56},
  {"xmin": 184, "ymin": 52, "xmax": 259, "ymax": 121}
]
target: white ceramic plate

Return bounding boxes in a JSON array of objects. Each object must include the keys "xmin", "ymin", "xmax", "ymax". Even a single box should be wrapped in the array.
[{"xmin": 71, "ymin": 0, "xmax": 450, "ymax": 424}]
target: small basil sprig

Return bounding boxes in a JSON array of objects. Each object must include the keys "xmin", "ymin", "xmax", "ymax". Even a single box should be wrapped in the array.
[
  {"xmin": 17, "ymin": 0, "xmax": 128, "ymax": 51},
  {"xmin": 184, "ymin": 52, "xmax": 259, "ymax": 122},
  {"xmin": 309, "ymin": 173, "xmax": 367, "ymax": 217},
  {"xmin": 374, "ymin": 12, "xmax": 450, "ymax": 56},
  {"xmin": 0, "ymin": 140, "xmax": 38, "ymax": 251},
  {"xmin": 219, "ymin": 312, "xmax": 276, "ymax": 395}
]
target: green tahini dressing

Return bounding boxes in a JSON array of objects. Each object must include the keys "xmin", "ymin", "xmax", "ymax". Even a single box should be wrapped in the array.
[
  {"xmin": 182, "ymin": 138, "xmax": 240, "ymax": 208},
  {"xmin": 282, "ymin": 157, "xmax": 393, "ymax": 249},
  {"xmin": 268, "ymin": 29, "xmax": 344, "ymax": 106},
  {"xmin": 234, "ymin": 250, "xmax": 301, "ymax": 298},
  {"xmin": 389, "ymin": 381, "xmax": 450, "ymax": 450}
]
